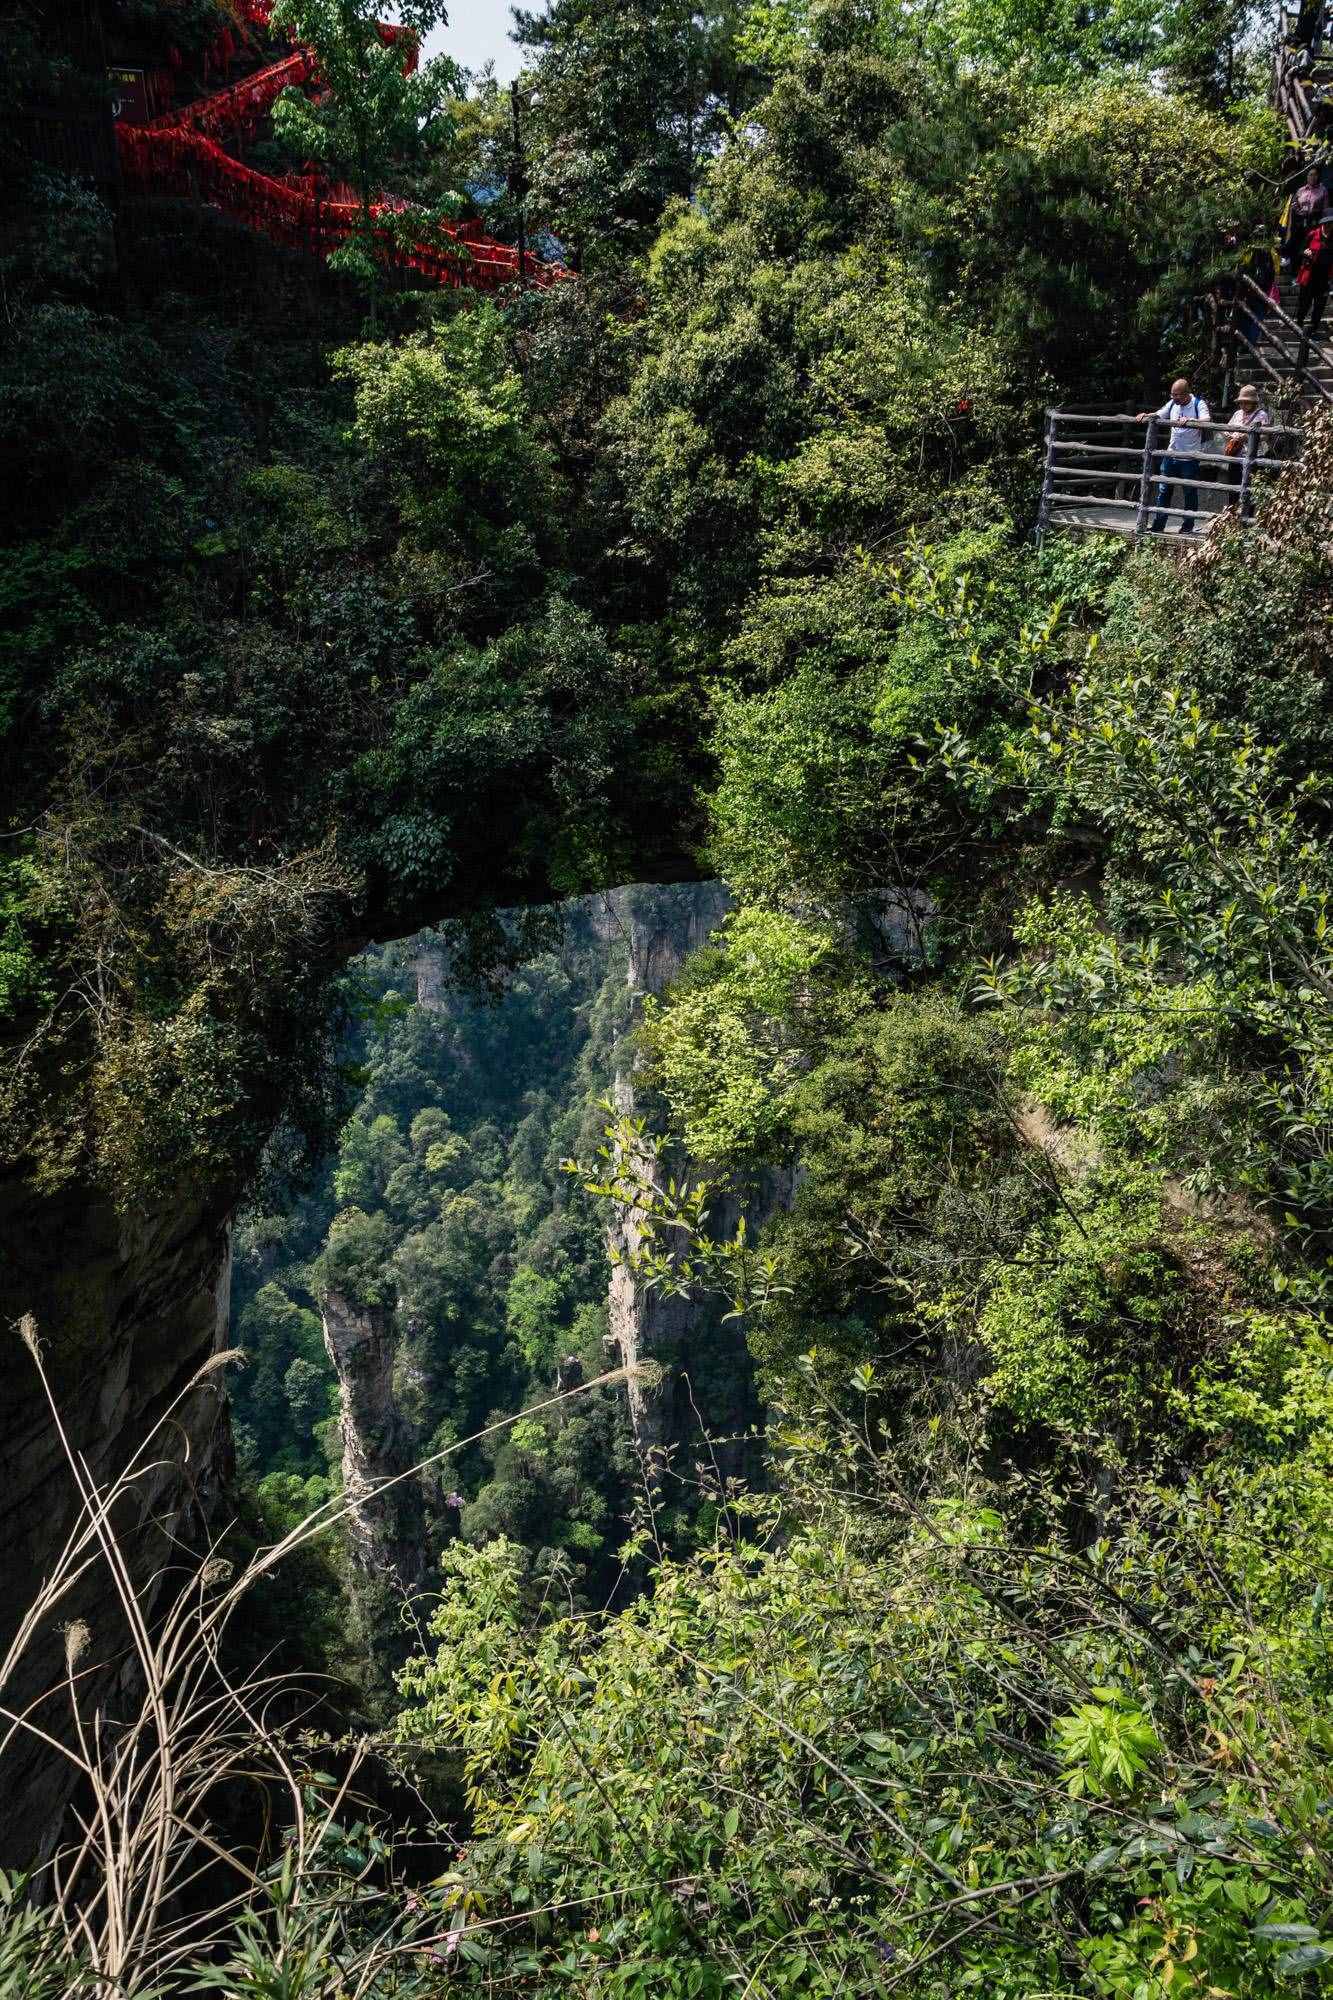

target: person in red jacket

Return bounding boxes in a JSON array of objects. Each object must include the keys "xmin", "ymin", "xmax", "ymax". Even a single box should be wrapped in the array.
[{"xmin": 1296, "ymin": 216, "xmax": 1333, "ymax": 369}]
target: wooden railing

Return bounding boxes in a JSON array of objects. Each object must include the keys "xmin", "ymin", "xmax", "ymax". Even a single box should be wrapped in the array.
[
  {"xmin": 1273, "ymin": 1, "xmax": 1333, "ymax": 137},
  {"xmin": 1228, "ymin": 274, "xmax": 1333, "ymax": 404},
  {"xmin": 1275, "ymin": 42, "xmax": 1317, "ymax": 147},
  {"xmin": 1036, "ymin": 412, "xmax": 1303, "ymax": 542}
]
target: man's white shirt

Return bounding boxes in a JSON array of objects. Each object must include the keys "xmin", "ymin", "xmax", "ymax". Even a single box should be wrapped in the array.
[{"xmin": 1155, "ymin": 396, "xmax": 1210, "ymax": 454}]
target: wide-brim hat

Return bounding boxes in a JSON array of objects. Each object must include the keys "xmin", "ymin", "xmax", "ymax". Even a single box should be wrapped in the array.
[{"xmin": 1236, "ymin": 385, "xmax": 1261, "ymax": 404}]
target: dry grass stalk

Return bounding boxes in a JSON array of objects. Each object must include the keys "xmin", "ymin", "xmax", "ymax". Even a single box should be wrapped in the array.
[{"xmin": 0, "ymin": 1322, "xmax": 631, "ymax": 1995}]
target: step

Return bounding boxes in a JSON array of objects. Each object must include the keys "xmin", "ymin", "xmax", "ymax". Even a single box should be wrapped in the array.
[
  {"xmin": 1249, "ymin": 359, "xmax": 1333, "ymax": 377},
  {"xmin": 1246, "ymin": 343, "xmax": 1333, "ymax": 368}
]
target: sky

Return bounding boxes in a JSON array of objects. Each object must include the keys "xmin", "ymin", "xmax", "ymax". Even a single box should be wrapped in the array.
[{"xmin": 419, "ymin": 1, "xmax": 526, "ymax": 81}]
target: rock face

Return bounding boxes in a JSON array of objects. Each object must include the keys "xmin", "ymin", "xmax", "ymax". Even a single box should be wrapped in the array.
[
  {"xmin": 410, "ymin": 882, "xmax": 782, "ymax": 1471},
  {"xmin": 412, "ymin": 951, "xmax": 446, "ymax": 1013},
  {"xmin": 589, "ymin": 881, "xmax": 732, "ymax": 995},
  {"xmin": 608, "ymin": 1157, "xmax": 794, "ymax": 1469},
  {"xmin": 0, "ymin": 1185, "xmax": 235, "ymax": 1870},
  {"xmin": 320, "ymin": 1289, "xmax": 422, "ymax": 1599},
  {"xmin": 601, "ymin": 884, "xmax": 790, "ymax": 1476}
]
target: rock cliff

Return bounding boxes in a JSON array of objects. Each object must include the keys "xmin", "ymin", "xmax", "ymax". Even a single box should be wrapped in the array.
[
  {"xmin": 319, "ymin": 1288, "xmax": 423, "ymax": 1603},
  {"xmin": 0, "ymin": 882, "xmax": 748, "ymax": 1862},
  {"xmin": 599, "ymin": 885, "xmax": 790, "ymax": 1477}
]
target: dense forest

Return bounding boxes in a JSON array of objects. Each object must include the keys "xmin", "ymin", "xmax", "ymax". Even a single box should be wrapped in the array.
[
  {"xmin": 231, "ymin": 906, "xmax": 644, "ymax": 1673},
  {"xmin": 8, "ymin": 0, "xmax": 1333, "ymax": 1993},
  {"xmin": 231, "ymin": 921, "xmax": 627, "ymax": 1550}
]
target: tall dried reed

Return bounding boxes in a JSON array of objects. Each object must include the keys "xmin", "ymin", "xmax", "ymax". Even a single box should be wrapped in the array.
[{"xmin": 0, "ymin": 1313, "xmax": 626, "ymax": 1996}]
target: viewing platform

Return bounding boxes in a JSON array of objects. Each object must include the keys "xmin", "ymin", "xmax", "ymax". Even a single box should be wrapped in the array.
[
  {"xmin": 1036, "ymin": 411, "xmax": 1304, "ymax": 542},
  {"xmin": 1037, "ymin": 4, "xmax": 1332, "ymax": 544}
]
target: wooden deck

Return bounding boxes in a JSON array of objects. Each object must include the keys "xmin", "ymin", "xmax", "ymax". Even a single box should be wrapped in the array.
[{"xmin": 1038, "ymin": 412, "xmax": 1303, "ymax": 544}]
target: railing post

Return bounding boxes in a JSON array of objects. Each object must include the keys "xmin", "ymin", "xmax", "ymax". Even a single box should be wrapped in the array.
[
  {"xmin": 1134, "ymin": 415, "xmax": 1158, "ymax": 538},
  {"xmin": 1035, "ymin": 409, "xmax": 1059, "ymax": 543},
  {"xmin": 1238, "ymin": 421, "xmax": 1261, "ymax": 521},
  {"xmin": 1220, "ymin": 287, "xmax": 1240, "ymax": 405}
]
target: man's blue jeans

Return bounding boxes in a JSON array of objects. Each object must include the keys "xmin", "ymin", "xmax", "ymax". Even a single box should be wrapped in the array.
[{"xmin": 1151, "ymin": 454, "xmax": 1201, "ymax": 533}]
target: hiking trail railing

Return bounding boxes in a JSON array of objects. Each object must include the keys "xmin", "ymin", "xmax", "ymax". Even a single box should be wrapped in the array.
[
  {"xmin": 1226, "ymin": 274, "xmax": 1333, "ymax": 404},
  {"xmin": 1036, "ymin": 413, "xmax": 1304, "ymax": 543},
  {"xmin": 1274, "ymin": 1, "xmax": 1333, "ymax": 146},
  {"xmin": 1275, "ymin": 39, "xmax": 1319, "ymax": 145},
  {"xmin": 1224, "ymin": 10, "xmax": 1333, "ymax": 404}
]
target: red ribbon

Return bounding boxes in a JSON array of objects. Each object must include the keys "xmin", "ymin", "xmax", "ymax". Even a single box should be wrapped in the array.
[{"xmin": 115, "ymin": 24, "xmax": 569, "ymax": 292}]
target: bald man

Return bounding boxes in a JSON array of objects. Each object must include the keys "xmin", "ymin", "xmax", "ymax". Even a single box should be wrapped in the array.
[{"xmin": 1135, "ymin": 376, "xmax": 1210, "ymax": 534}]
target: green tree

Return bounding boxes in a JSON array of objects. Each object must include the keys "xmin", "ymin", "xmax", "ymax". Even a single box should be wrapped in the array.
[
  {"xmin": 504, "ymin": 1265, "xmax": 567, "ymax": 1374},
  {"xmin": 283, "ymin": 1355, "xmax": 330, "ymax": 1441},
  {"xmin": 512, "ymin": 0, "xmax": 753, "ymax": 264},
  {"xmin": 333, "ymin": 306, "xmax": 557, "ymax": 588},
  {"xmin": 397, "ymin": 1429, "xmax": 1333, "ymax": 1996},
  {"xmin": 268, "ymin": 0, "xmax": 463, "ymax": 303}
]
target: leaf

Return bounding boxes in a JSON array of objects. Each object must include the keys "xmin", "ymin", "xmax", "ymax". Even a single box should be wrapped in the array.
[
  {"xmin": 1254, "ymin": 1921, "xmax": 1319, "ymax": 1941},
  {"xmin": 1276, "ymin": 1943, "xmax": 1333, "ymax": 1973}
]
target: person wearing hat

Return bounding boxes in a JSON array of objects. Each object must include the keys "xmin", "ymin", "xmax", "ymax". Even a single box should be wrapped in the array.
[
  {"xmin": 1222, "ymin": 385, "xmax": 1270, "ymax": 515},
  {"xmin": 1287, "ymin": 165, "xmax": 1329, "ymax": 267}
]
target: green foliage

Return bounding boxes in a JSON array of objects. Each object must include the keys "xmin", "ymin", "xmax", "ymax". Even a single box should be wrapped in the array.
[
  {"xmin": 269, "ymin": 0, "xmax": 464, "ymax": 284},
  {"xmin": 0, "ymin": 854, "xmax": 48, "ymax": 1021},
  {"xmin": 0, "ymin": 0, "xmax": 1272, "ymax": 1210},
  {"xmin": 350, "ymin": 596, "xmax": 640, "ymax": 903},
  {"xmin": 256, "ymin": 1469, "xmax": 333, "ymax": 1533},
  {"xmin": 599, "ymin": 2, "xmax": 1274, "ymax": 635},
  {"xmin": 395, "ymin": 1415, "xmax": 1333, "ymax": 1997},
  {"xmin": 334, "ymin": 307, "xmax": 557, "ymax": 571},
  {"xmin": 232, "ymin": 907, "xmax": 643, "ymax": 1607},
  {"xmin": 1053, "ymin": 1688, "xmax": 1161, "ymax": 1798},
  {"xmin": 7, "ymin": 6, "xmax": 1329, "ymax": 1998},
  {"xmin": 708, "ymin": 664, "xmax": 907, "ymax": 901},
  {"xmin": 752, "ymin": 0, "xmax": 1274, "ymax": 94},
  {"xmin": 512, "ymin": 0, "xmax": 757, "ymax": 263},
  {"xmin": 282, "ymin": 1356, "xmax": 331, "ymax": 1438},
  {"xmin": 0, "ymin": 1871, "xmax": 85, "ymax": 1999},
  {"xmin": 978, "ymin": 1166, "xmax": 1183, "ymax": 1438},
  {"xmin": 640, "ymin": 906, "xmax": 859, "ymax": 1162},
  {"xmin": 505, "ymin": 1265, "xmax": 568, "ymax": 1373},
  {"xmin": 311, "ymin": 1206, "xmax": 397, "ymax": 1308}
]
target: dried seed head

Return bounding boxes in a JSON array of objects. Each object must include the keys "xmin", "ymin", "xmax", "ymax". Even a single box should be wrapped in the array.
[
  {"xmin": 197, "ymin": 1348, "xmax": 247, "ymax": 1382},
  {"xmin": 200, "ymin": 1557, "xmax": 233, "ymax": 1588},
  {"xmin": 64, "ymin": 1621, "xmax": 91, "ymax": 1672},
  {"xmin": 18, "ymin": 1314, "xmax": 42, "ymax": 1361}
]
